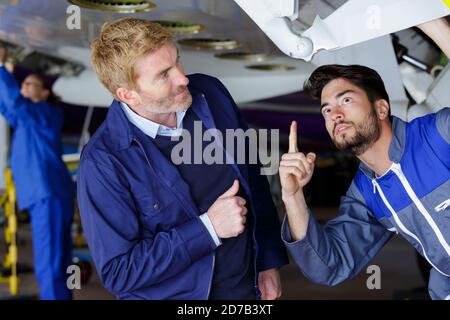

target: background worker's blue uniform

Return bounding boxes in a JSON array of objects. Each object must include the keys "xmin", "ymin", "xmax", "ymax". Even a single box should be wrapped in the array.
[{"xmin": 0, "ymin": 66, "xmax": 74, "ymax": 300}]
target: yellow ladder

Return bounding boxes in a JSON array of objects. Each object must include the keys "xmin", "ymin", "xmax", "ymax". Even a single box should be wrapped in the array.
[{"xmin": 0, "ymin": 168, "xmax": 19, "ymax": 296}]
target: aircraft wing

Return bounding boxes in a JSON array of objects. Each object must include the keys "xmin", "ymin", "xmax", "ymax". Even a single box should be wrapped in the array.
[
  {"xmin": 235, "ymin": 0, "xmax": 450, "ymax": 61},
  {"xmin": 0, "ymin": 0, "xmax": 316, "ymax": 106}
]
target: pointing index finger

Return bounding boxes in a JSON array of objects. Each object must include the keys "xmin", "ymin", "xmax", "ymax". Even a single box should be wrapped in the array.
[{"xmin": 289, "ymin": 121, "xmax": 298, "ymax": 153}]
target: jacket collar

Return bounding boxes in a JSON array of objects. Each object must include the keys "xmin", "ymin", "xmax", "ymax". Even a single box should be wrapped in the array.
[
  {"xmin": 105, "ymin": 87, "xmax": 209, "ymax": 151},
  {"xmin": 388, "ymin": 116, "xmax": 406, "ymax": 163},
  {"xmin": 358, "ymin": 116, "xmax": 406, "ymax": 178}
]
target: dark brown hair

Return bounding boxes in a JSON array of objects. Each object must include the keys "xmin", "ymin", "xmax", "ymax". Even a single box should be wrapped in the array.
[{"xmin": 304, "ymin": 64, "xmax": 391, "ymax": 116}]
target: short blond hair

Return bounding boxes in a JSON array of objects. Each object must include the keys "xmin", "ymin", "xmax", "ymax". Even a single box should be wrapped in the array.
[{"xmin": 91, "ymin": 18, "xmax": 173, "ymax": 98}]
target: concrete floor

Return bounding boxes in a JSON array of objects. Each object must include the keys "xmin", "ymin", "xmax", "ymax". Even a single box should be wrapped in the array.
[{"xmin": 0, "ymin": 206, "xmax": 428, "ymax": 300}]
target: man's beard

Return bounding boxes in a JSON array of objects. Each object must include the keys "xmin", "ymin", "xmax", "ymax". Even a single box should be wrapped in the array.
[
  {"xmin": 141, "ymin": 86, "xmax": 193, "ymax": 114},
  {"xmin": 332, "ymin": 107, "xmax": 381, "ymax": 156}
]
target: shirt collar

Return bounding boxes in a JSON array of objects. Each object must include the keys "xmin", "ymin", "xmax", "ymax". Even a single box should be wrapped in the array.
[{"xmin": 120, "ymin": 101, "xmax": 186, "ymax": 139}]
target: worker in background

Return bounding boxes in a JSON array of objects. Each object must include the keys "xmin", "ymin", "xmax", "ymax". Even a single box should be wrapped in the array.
[{"xmin": 0, "ymin": 45, "xmax": 74, "ymax": 300}]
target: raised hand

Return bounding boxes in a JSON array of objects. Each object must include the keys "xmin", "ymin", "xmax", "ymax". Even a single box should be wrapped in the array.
[
  {"xmin": 416, "ymin": 18, "xmax": 450, "ymax": 59},
  {"xmin": 279, "ymin": 121, "xmax": 316, "ymax": 196}
]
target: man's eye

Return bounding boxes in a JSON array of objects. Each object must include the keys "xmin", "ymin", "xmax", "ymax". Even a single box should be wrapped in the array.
[
  {"xmin": 161, "ymin": 72, "xmax": 168, "ymax": 79},
  {"xmin": 322, "ymin": 108, "xmax": 331, "ymax": 115},
  {"xmin": 343, "ymin": 97, "xmax": 352, "ymax": 104}
]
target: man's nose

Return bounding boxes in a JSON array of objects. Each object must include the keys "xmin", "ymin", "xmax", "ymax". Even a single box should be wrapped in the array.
[
  {"xmin": 331, "ymin": 108, "xmax": 344, "ymax": 122},
  {"xmin": 174, "ymin": 67, "xmax": 189, "ymax": 87}
]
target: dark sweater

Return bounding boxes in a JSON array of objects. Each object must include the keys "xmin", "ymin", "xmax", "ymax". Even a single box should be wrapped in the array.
[{"xmin": 150, "ymin": 108, "xmax": 255, "ymax": 300}]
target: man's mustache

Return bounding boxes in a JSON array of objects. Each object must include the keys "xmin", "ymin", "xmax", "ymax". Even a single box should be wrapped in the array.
[{"xmin": 175, "ymin": 86, "xmax": 188, "ymax": 96}]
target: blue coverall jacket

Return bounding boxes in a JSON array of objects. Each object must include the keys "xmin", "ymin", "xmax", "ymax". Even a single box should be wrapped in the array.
[
  {"xmin": 283, "ymin": 108, "xmax": 450, "ymax": 299},
  {"xmin": 0, "ymin": 66, "xmax": 74, "ymax": 209},
  {"xmin": 77, "ymin": 74, "xmax": 289, "ymax": 299}
]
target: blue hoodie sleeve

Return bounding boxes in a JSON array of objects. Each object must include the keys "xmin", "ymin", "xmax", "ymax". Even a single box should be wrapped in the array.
[
  {"xmin": 282, "ymin": 180, "xmax": 392, "ymax": 286},
  {"xmin": 77, "ymin": 157, "xmax": 217, "ymax": 295},
  {"xmin": 0, "ymin": 66, "xmax": 33, "ymax": 128}
]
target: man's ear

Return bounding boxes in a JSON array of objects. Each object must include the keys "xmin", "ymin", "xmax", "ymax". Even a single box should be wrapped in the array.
[
  {"xmin": 116, "ymin": 87, "xmax": 139, "ymax": 106},
  {"xmin": 375, "ymin": 99, "xmax": 390, "ymax": 120}
]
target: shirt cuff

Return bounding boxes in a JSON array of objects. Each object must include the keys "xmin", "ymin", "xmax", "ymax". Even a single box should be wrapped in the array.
[{"xmin": 199, "ymin": 213, "xmax": 222, "ymax": 247}]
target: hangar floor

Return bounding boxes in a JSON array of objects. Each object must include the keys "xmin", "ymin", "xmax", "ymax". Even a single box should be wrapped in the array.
[{"xmin": 0, "ymin": 206, "xmax": 428, "ymax": 300}]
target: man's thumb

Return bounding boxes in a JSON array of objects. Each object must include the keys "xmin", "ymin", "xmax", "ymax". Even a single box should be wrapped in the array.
[
  {"xmin": 306, "ymin": 152, "xmax": 316, "ymax": 163},
  {"xmin": 219, "ymin": 179, "xmax": 239, "ymax": 198}
]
